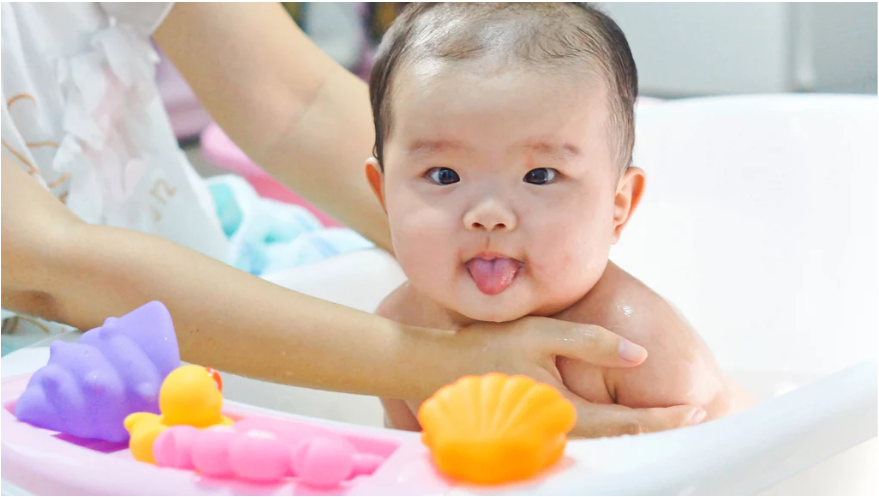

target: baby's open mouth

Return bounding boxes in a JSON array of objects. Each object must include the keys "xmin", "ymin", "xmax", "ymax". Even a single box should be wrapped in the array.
[{"xmin": 465, "ymin": 255, "xmax": 523, "ymax": 295}]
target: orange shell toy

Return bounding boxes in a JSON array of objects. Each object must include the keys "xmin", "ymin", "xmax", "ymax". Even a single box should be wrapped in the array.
[{"xmin": 417, "ymin": 373, "xmax": 576, "ymax": 485}]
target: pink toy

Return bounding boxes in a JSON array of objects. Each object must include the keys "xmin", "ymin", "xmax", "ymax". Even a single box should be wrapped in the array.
[
  {"xmin": 2, "ymin": 374, "xmax": 455, "ymax": 495},
  {"xmin": 153, "ymin": 417, "xmax": 385, "ymax": 487}
]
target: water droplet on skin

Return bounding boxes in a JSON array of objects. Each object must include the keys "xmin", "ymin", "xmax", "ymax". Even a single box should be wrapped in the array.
[{"xmin": 622, "ymin": 305, "xmax": 633, "ymax": 317}]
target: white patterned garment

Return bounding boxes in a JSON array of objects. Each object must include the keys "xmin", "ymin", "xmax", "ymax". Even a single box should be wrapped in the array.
[{"xmin": 1, "ymin": 2, "xmax": 229, "ymax": 354}]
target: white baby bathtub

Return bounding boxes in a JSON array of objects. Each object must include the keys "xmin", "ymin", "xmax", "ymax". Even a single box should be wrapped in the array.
[
  {"xmin": 244, "ymin": 94, "xmax": 879, "ymax": 495},
  {"xmin": 2, "ymin": 94, "xmax": 876, "ymax": 495}
]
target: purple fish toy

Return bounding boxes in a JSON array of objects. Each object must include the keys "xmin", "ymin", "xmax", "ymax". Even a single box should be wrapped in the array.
[{"xmin": 15, "ymin": 301, "xmax": 180, "ymax": 442}]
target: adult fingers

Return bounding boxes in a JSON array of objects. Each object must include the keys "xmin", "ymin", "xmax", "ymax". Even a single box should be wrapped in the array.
[
  {"xmin": 521, "ymin": 317, "xmax": 648, "ymax": 368},
  {"xmin": 564, "ymin": 394, "xmax": 706, "ymax": 438}
]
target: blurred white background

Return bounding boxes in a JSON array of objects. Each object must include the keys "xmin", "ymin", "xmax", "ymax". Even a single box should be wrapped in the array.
[
  {"xmin": 600, "ymin": 2, "xmax": 877, "ymax": 96},
  {"xmin": 168, "ymin": 2, "xmax": 877, "ymax": 177}
]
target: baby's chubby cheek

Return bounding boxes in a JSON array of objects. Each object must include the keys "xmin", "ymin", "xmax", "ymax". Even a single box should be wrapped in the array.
[
  {"xmin": 524, "ymin": 217, "xmax": 612, "ymax": 314},
  {"xmin": 388, "ymin": 204, "xmax": 460, "ymax": 294}
]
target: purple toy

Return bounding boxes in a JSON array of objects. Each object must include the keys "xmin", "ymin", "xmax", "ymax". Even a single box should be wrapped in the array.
[{"xmin": 15, "ymin": 302, "xmax": 180, "ymax": 442}]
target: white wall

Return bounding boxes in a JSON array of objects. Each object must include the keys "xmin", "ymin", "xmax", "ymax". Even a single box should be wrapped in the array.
[
  {"xmin": 599, "ymin": 3, "xmax": 791, "ymax": 96},
  {"xmin": 598, "ymin": 2, "xmax": 878, "ymax": 97},
  {"xmin": 808, "ymin": 2, "xmax": 878, "ymax": 93}
]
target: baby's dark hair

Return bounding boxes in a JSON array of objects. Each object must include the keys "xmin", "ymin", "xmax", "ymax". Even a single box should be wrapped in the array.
[{"xmin": 369, "ymin": 2, "xmax": 638, "ymax": 172}]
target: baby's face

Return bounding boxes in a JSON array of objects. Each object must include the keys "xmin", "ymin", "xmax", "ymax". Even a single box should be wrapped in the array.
[{"xmin": 369, "ymin": 63, "xmax": 641, "ymax": 323}]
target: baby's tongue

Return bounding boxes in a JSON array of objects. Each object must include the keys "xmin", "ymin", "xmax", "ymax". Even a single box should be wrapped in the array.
[{"xmin": 466, "ymin": 258, "xmax": 520, "ymax": 295}]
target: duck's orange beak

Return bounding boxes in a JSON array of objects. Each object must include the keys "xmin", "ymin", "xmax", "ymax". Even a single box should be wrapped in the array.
[{"xmin": 205, "ymin": 367, "xmax": 223, "ymax": 392}]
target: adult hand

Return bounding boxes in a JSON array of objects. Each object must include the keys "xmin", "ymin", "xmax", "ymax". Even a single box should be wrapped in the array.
[{"xmin": 443, "ymin": 316, "xmax": 705, "ymax": 437}]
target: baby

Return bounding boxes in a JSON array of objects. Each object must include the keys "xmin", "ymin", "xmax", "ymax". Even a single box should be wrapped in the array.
[{"xmin": 364, "ymin": 3, "xmax": 749, "ymax": 433}]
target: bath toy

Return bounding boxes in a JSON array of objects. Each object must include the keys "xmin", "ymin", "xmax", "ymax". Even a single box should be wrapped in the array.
[
  {"xmin": 417, "ymin": 373, "xmax": 576, "ymax": 485},
  {"xmin": 14, "ymin": 302, "xmax": 180, "ymax": 442},
  {"xmin": 153, "ymin": 417, "xmax": 385, "ymax": 486},
  {"xmin": 230, "ymin": 416, "xmax": 386, "ymax": 480},
  {"xmin": 125, "ymin": 365, "xmax": 233, "ymax": 463},
  {"xmin": 291, "ymin": 434, "xmax": 372, "ymax": 487}
]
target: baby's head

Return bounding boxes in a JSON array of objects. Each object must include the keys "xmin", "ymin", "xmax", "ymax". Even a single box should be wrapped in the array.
[{"xmin": 365, "ymin": 3, "xmax": 644, "ymax": 323}]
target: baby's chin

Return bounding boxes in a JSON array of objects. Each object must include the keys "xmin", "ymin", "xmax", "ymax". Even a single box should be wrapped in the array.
[
  {"xmin": 444, "ymin": 294, "xmax": 555, "ymax": 324},
  {"xmin": 451, "ymin": 304, "xmax": 531, "ymax": 324},
  {"xmin": 418, "ymin": 274, "xmax": 593, "ymax": 325},
  {"xmin": 441, "ymin": 288, "xmax": 585, "ymax": 325}
]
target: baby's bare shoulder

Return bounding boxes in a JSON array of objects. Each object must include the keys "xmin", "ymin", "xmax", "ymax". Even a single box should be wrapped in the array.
[{"xmin": 557, "ymin": 262, "xmax": 684, "ymax": 343}]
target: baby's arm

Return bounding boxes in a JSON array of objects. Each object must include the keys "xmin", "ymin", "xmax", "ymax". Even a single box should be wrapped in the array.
[
  {"xmin": 559, "ymin": 287, "xmax": 736, "ymax": 420},
  {"xmin": 604, "ymin": 327, "xmax": 733, "ymax": 420},
  {"xmin": 380, "ymin": 398, "xmax": 421, "ymax": 431}
]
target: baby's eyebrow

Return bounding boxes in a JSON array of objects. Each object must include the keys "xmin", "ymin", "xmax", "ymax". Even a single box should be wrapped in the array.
[
  {"xmin": 407, "ymin": 139, "xmax": 470, "ymax": 156},
  {"xmin": 524, "ymin": 141, "xmax": 582, "ymax": 159},
  {"xmin": 406, "ymin": 139, "xmax": 581, "ymax": 159}
]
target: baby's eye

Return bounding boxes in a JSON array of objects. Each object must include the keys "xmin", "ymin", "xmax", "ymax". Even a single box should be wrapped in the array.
[
  {"xmin": 523, "ymin": 168, "xmax": 559, "ymax": 185},
  {"xmin": 426, "ymin": 167, "xmax": 460, "ymax": 185}
]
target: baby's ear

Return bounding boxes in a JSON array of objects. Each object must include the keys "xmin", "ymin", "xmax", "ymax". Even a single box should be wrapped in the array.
[
  {"xmin": 612, "ymin": 167, "xmax": 646, "ymax": 243},
  {"xmin": 365, "ymin": 157, "xmax": 387, "ymax": 213}
]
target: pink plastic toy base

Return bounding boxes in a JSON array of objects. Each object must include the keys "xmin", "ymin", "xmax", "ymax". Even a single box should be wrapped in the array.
[
  {"xmin": 2, "ymin": 374, "xmax": 450, "ymax": 495},
  {"xmin": 199, "ymin": 124, "xmax": 343, "ymax": 228},
  {"xmin": 153, "ymin": 418, "xmax": 386, "ymax": 486}
]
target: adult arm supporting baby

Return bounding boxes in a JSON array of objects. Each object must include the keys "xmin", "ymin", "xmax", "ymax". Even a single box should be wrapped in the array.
[
  {"xmin": 154, "ymin": 3, "xmax": 390, "ymax": 252},
  {"xmin": 2, "ymin": 157, "xmax": 673, "ymax": 425}
]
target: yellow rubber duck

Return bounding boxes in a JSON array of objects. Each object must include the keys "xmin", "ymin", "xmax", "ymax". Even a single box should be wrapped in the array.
[{"xmin": 125, "ymin": 365, "xmax": 233, "ymax": 463}]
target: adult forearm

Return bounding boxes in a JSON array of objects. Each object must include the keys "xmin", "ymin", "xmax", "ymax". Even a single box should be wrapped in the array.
[
  {"xmin": 155, "ymin": 3, "xmax": 391, "ymax": 251},
  {"xmin": 17, "ymin": 221, "xmax": 435, "ymax": 397},
  {"xmin": 255, "ymin": 66, "xmax": 391, "ymax": 252}
]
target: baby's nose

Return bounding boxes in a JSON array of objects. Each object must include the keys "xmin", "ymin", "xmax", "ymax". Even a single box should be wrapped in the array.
[{"xmin": 463, "ymin": 200, "xmax": 517, "ymax": 232}]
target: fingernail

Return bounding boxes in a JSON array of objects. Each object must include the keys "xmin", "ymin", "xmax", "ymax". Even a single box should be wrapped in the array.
[
  {"xmin": 688, "ymin": 408, "xmax": 707, "ymax": 425},
  {"xmin": 618, "ymin": 339, "xmax": 648, "ymax": 363}
]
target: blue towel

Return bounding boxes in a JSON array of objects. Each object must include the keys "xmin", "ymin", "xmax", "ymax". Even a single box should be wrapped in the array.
[{"xmin": 206, "ymin": 175, "xmax": 374, "ymax": 275}]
